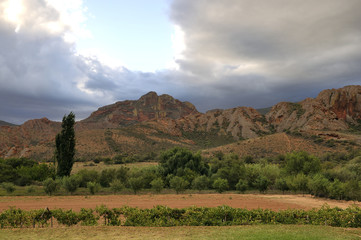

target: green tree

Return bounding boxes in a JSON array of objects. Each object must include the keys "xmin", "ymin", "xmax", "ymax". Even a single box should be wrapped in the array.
[
  {"xmin": 43, "ymin": 178, "xmax": 60, "ymax": 196},
  {"xmin": 77, "ymin": 169, "xmax": 99, "ymax": 188},
  {"xmin": 87, "ymin": 181, "xmax": 100, "ymax": 195},
  {"xmin": 344, "ymin": 180, "xmax": 361, "ymax": 201},
  {"xmin": 284, "ymin": 151, "xmax": 321, "ymax": 175},
  {"xmin": 128, "ymin": 177, "xmax": 144, "ymax": 194},
  {"xmin": 150, "ymin": 178, "xmax": 164, "ymax": 193},
  {"xmin": 210, "ymin": 153, "xmax": 245, "ymax": 189},
  {"xmin": 275, "ymin": 177, "xmax": 289, "ymax": 194},
  {"xmin": 235, "ymin": 179, "xmax": 248, "ymax": 193},
  {"xmin": 159, "ymin": 147, "xmax": 208, "ymax": 179},
  {"xmin": 328, "ymin": 179, "xmax": 345, "ymax": 200},
  {"xmin": 99, "ymin": 169, "xmax": 116, "ymax": 187},
  {"xmin": 62, "ymin": 175, "xmax": 79, "ymax": 195},
  {"xmin": 169, "ymin": 176, "xmax": 189, "ymax": 194},
  {"xmin": 55, "ymin": 112, "xmax": 76, "ymax": 177},
  {"xmin": 110, "ymin": 180, "xmax": 124, "ymax": 194},
  {"xmin": 212, "ymin": 178, "xmax": 229, "ymax": 193},
  {"xmin": 308, "ymin": 174, "xmax": 329, "ymax": 197},
  {"xmin": 192, "ymin": 175, "xmax": 209, "ymax": 192},
  {"xmin": 255, "ymin": 176, "xmax": 270, "ymax": 193}
]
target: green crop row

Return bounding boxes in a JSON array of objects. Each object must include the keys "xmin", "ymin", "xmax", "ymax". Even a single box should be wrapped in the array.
[{"xmin": 1, "ymin": 205, "xmax": 361, "ymax": 228}]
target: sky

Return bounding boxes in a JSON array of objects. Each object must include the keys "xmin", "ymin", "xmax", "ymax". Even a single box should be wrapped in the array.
[{"xmin": 0, "ymin": 0, "xmax": 361, "ymax": 124}]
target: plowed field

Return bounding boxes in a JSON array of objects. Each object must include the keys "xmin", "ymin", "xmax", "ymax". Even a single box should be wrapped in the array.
[{"xmin": 0, "ymin": 194, "xmax": 359, "ymax": 211}]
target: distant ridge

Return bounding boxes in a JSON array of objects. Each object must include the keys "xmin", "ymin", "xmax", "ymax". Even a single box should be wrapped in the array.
[{"xmin": 0, "ymin": 120, "xmax": 17, "ymax": 126}]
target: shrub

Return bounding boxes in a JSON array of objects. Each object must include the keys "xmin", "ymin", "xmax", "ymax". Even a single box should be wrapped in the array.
[
  {"xmin": 128, "ymin": 177, "xmax": 144, "ymax": 194},
  {"xmin": 308, "ymin": 174, "xmax": 330, "ymax": 197},
  {"xmin": 275, "ymin": 178, "xmax": 289, "ymax": 194},
  {"xmin": 212, "ymin": 178, "xmax": 229, "ymax": 193},
  {"xmin": 192, "ymin": 175, "xmax": 209, "ymax": 191},
  {"xmin": 99, "ymin": 169, "xmax": 116, "ymax": 187},
  {"xmin": 255, "ymin": 176, "xmax": 270, "ymax": 193},
  {"xmin": 160, "ymin": 147, "xmax": 209, "ymax": 178},
  {"xmin": 169, "ymin": 176, "xmax": 189, "ymax": 194},
  {"xmin": 27, "ymin": 186, "xmax": 36, "ymax": 194},
  {"xmin": 77, "ymin": 169, "xmax": 99, "ymax": 188},
  {"xmin": 284, "ymin": 151, "xmax": 321, "ymax": 175},
  {"xmin": 62, "ymin": 175, "xmax": 80, "ymax": 195},
  {"xmin": 52, "ymin": 209, "xmax": 80, "ymax": 226},
  {"xmin": 43, "ymin": 178, "xmax": 60, "ymax": 196},
  {"xmin": 150, "ymin": 178, "xmax": 164, "ymax": 193},
  {"xmin": 87, "ymin": 181, "xmax": 100, "ymax": 195},
  {"xmin": 1, "ymin": 182, "xmax": 15, "ymax": 193},
  {"xmin": 235, "ymin": 179, "xmax": 248, "ymax": 193},
  {"xmin": 110, "ymin": 180, "xmax": 124, "ymax": 194}
]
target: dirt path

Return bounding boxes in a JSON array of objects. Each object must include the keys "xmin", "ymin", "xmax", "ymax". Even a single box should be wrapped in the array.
[{"xmin": 0, "ymin": 194, "xmax": 359, "ymax": 211}]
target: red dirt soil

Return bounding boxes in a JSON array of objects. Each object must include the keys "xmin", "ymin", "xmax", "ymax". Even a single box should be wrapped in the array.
[{"xmin": 0, "ymin": 194, "xmax": 359, "ymax": 211}]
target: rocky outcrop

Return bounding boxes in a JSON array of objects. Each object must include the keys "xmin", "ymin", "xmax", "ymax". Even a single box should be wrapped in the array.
[
  {"xmin": 174, "ymin": 107, "xmax": 271, "ymax": 140},
  {"xmin": 79, "ymin": 91, "xmax": 199, "ymax": 128},
  {"xmin": 266, "ymin": 85, "xmax": 361, "ymax": 131},
  {"xmin": 0, "ymin": 118, "xmax": 60, "ymax": 159}
]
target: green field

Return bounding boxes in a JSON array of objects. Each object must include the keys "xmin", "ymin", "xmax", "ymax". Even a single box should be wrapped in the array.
[{"xmin": 0, "ymin": 225, "xmax": 360, "ymax": 240}]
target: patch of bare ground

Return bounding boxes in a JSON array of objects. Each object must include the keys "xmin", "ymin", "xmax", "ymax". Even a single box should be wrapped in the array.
[{"xmin": 0, "ymin": 194, "xmax": 359, "ymax": 212}]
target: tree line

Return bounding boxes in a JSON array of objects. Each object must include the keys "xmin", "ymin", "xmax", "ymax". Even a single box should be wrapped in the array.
[{"xmin": 1, "ymin": 147, "xmax": 361, "ymax": 201}]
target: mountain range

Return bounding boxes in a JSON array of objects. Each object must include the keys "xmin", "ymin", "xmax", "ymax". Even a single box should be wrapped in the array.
[{"xmin": 1, "ymin": 85, "xmax": 360, "ymax": 160}]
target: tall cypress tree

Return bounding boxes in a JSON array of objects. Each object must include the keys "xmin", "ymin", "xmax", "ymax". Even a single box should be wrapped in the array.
[{"xmin": 55, "ymin": 112, "xmax": 75, "ymax": 177}]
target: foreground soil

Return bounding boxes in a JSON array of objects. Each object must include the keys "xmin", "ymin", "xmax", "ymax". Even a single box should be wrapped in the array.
[{"xmin": 0, "ymin": 193, "xmax": 359, "ymax": 211}]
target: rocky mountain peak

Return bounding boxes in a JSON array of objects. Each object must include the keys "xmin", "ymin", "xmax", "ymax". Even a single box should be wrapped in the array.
[
  {"xmin": 266, "ymin": 85, "xmax": 361, "ymax": 132},
  {"xmin": 80, "ymin": 92, "xmax": 199, "ymax": 128},
  {"xmin": 316, "ymin": 85, "xmax": 361, "ymax": 121}
]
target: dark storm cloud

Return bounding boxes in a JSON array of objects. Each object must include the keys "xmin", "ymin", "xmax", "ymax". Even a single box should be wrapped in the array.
[{"xmin": 167, "ymin": 0, "xmax": 361, "ymax": 110}]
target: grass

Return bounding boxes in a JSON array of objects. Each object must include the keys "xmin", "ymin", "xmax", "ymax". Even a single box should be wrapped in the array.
[
  {"xmin": 71, "ymin": 161, "xmax": 158, "ymax": 174},
  {"xmin": 0, "ymin": 225, "xmax": 360, "ymax": 240}
]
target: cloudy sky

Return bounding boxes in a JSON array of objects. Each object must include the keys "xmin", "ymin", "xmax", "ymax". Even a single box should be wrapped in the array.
[{"xmin": 1, "ymin": 0, "xmax": 361, "ymax": 124}]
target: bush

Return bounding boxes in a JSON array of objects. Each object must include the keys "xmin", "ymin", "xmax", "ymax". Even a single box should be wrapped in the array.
[
  {"xmin": 192, "ymin": 175, "xmax": 209, "ymax": 191},
  {"xmin": 255, "ymin": 176, "xmax": 270, "ymax": 193},
  {"xmin": 43, "ymin": 178, "xmax": 60, "ymax": 196},
  {"xmin": 160, "ymin": 147, "xmax": 209, "ymax": 178},
  {"xmin": 52, "ymin": 209, "xmax": 80, "ymax": 226},
  {"xmin": 275, "ymin": 178, "xmax": 289, "ymax": 194},
  {"xmin": 27, "ymin": 186, "xmax": 36, "ymax": 194},
  {"xmin": 99, "ymin": 169, "xmax": 116, "ymax": 187},
  {"xmin": 308, "ymin": 174, "xmax": 330, "ymax": 197},
  {"xmin": 150, "ymin": 178, "xmax": 164, "ymax": 193},
  {"xmin": 212, "ymin": 178, "xmax": 229, "ymax": 193},
  {"xmin": 62, "ymin": 175, "xmax": 80, "ymax": 195},
  {"xmin": 128, "ymin": 177, "xmax": 144, "ymax": 194},
  {"xmin": 284, "ymin": 151, "xmax": 321, "ymax": 175},
  {"xmin": 169, "ymin": 176, "xmax": 189, "ymax": 194},
  {"xmin": 77, "ymin": 169, "xmax": 99, "ymax": 188},
  {"xmin": 1, "ymin": 182, "xmax": 16, "ymax": 193},
  {"xmin": 110, "ymin": 180, "xmax": 124, "ymax": 194},
  {"xmin": 87, "ymin": 181, "xmax": 100, "ymax": 195},
  {"xmin": 235, "ymin": 179, "xmax": 248, "ymax": 193}
]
